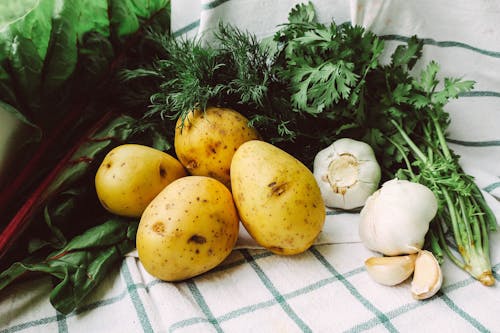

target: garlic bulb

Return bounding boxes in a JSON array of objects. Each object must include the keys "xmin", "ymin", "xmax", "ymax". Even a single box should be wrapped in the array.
[
  {"xmin": 359, "ymin": 179, "xmax": 438, "ymax": 256},
  {"xmin": 313, "ymin": 138, "xmax": 381, "ymax": 210}
]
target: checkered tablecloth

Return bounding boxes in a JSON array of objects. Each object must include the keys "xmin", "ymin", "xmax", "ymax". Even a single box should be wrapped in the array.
[
  {"xmin": 1, "ymin": 0, "xmax": 500, "ymax": 332},
  {"xmin": 1, "ymin": 225, "xmax": 499, "ymax": 332}
]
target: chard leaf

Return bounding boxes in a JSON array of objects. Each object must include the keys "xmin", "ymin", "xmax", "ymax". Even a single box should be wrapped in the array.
[
  {"xmin": 0, "ymin": 0, "xmax": 170, "ymax": 230},
  {"xmin": 0, "ymin": 0, "xmax": 53, "ymax": 113},
  {"xmin": 0, "ymin": 101, "xmax": 42, "ymax": 187},
  {"xmin": 0, "ymin": 0, "xmax": 169, "ymax": 130},
  {"xmin": 41, "ymin": 0, "xmax": 111, "ymax": 97},
  {"xmin": 0, "ymin": 112, "xmax": 170, "ymax": 313},
  {"xmin": 0, "ymin": 218, "xmax": 138, "ymax": 315}
]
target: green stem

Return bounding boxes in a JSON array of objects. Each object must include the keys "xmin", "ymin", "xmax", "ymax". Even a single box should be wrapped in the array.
[
  {"xmin": 466, "ymin": 247, "xmax": 495, "ymax": 286},
  {"xmin": 439, "ymin": 190, "xmax": 494, "ymax": 285},
  {"xmin": 471, "ymin": 185, "xmax": 498, "ymax": 231},
  {"xmin": 441, "ymin": 187, "xmax": 464, "ymax": 255},
  {"xmin": 428, "ymin": 229, "xmax": 444, "ymax": 264},
  {"xmin": 390, "ymin": 119, "xmax": 428, "ymax": 162},
  {"xmin": 468, "ymin": 196, "xmax": 483, "ymax": 251},
  {"xmin": 431, "ymin": 114, "xmax": 452, "ymax": 160},
  {"xmin": 458, "ymin": 196, "xmax": 474, "ymax": 255},
  {"xmin": 471, "ymin": 194, "xmax": 492, "ymax": 259},
  {"xmin": 435, "ymin": 216, "xmax": 466, "ymax": 270},
  {"xmin": 386, "ymin": 136, "xmax": 416, "ymax": 178}
]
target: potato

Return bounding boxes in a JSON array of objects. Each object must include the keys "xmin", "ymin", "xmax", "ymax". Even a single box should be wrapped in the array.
[
  {"xmin": 174, "ymin": 106, "xmax": 259, "ymax": 188},
  {"xmin": 136, "ymin": 176, "xmax": 239, "ymax": 281},
  {"xmin": 95, "ymin": 144, "xmax": 186, "ymax": 217},
  {"xmin": 231, "ymin": 140, "xmax": 325, "ymax": 255}
]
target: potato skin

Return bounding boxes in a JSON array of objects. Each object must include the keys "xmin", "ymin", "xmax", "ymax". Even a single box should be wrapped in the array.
[
  {"xmin": 174, "ymin": 107, "xmax": 259, "ymax": 188},
  {"xmin": 231, "ymin": 140, "xmax": 325, "ymax": 255},
  {"xmin": 95, "ymin": 144, "xmax": 186, "ymax": 218},
  {"xmin": 136, "ymin": 176, "xmax": 239, "ymax": 281}
]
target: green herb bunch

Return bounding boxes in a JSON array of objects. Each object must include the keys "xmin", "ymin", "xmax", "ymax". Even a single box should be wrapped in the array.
[{"xmin": 275, "ymin": 3, "xmax": 496, "ymax": 285}]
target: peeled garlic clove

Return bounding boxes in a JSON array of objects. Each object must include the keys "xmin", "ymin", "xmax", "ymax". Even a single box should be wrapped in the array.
[
  {"xmin": 365, "ymin": 254, "xmax": 417, "ymax": 286},
  {"xmin": 411, "ymin": 250, "xmax": 443, "ymax": 300}
]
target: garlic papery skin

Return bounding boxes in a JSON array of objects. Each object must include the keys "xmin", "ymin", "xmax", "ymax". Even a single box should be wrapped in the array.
[
  {"xmin": 313, "ymin": 138, "xmax": 381, "ymax": 210},
  {"xmin": 359, "ymin": 179, "xmax": 438, "ymax": 256},
  {"xmin": 365, "ymin": 254, "xmax": 417, "ymax": 286},
  {"xmin": 411, "ymin": 250, "xmax": 443, "ymax": 300}
]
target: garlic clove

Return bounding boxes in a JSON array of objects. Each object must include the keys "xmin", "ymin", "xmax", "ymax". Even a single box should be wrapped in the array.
[
  {"xmin": 365, "ymin": 254, "xmax": 417, "ymax": 286},
  {"xmin": 411, "ymin": 250, "xmax": 443, "ymax": 300}
]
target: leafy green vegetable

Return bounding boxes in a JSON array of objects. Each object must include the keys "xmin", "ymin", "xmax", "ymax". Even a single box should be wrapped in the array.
[
  {"xmin": 0, "ymin": 0, "xmax": 169, "ymax": 121},
  {"xmin": 0, "ymin": 218, "xmax": 138, "ymax": 315},
  {"xmin": 0, "ymin": 0, "xmax": 172, "ymax": 314},
  {"xmin": 0, "ymin": 0, "xmax": 170, "ymax": 221},
  {"xmin": 0, "ymin": 113, "xmax": 172, "ymax": 313}
]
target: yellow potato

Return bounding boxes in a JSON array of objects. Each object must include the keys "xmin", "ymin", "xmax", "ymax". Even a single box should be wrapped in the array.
[
  {"xmin": 231, "ymin": 140, "xmax": 325, "ymax": 255},
  {"xmin": 174, "ymin": 106, "xmax": 259, "ymax": 188},
  {"xmin": 95, "ymin": 144, "xmax": 186, "ymax": 217},
  {"xmin": 136, "ymin": 176, "xmax": 239, "ymax": 281}
]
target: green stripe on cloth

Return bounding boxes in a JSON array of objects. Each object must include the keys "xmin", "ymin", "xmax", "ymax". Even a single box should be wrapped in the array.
[
  {"xmin": 440, "ymin": 293, "xmax": 490, "ymax": 332},
  {"xmin": 211, "ymin": 251, "xmax": 273, "ymax": 273},
  {"xmin": 56, "ymin": 313, "xmax": 68, "ymax": 333},
  {"xmin": 0, "ymin": 316, "xmax": 60, "ymax": 333},
  {"xmin": 170, "ymin": 262, "xmax": 366, "ymax": 331},
  {"xmin": 174, "ymin": 21, "xmax": 500, "ymax": 58},
  {"xmin": 345, "ymin": 301, "xmax": 421, "ymax": 333},
  {"xmin": 173, "ymin": 19, "xmax": 201, "ymax": 37},
  {"xmin": 459, "ymin": 91, "xmax": 500, "ymax": 98},
  {"xmin": 0, "ymin": 280, "xmax": 149, "ymax": 333},
  {"xmin": 493, "ymin": 263, "xmax": 499, "ymax": 280},
  {"xmin": 240, "ymin": 249, "xmax": 313, "ymax": 332},
  {"xmin": 347, "ymin": 263, "xmax": 499, "ymax": 332},
  {"xmin": 186, "ymin": 280, "xmax": 224, "ymax": 332},
  {"xmin": 446, "ymin": 139, "xmax": 500, "ymax": 147},
  {"xmin": 173, "ymin": 0, "xmax": 233, "ymax": 36},
  {"xmin": 169, "ymin": 317, "xmax": 210, "ymax": 331},
  {"xmin": 483, "ymin": 182, "xmax": 500, "ymax": 193},
  {"xmin": 5, "ymin": 258, "xmax": 496, "ymax": 332},
  {"xmin": 327, "ymin": 210, "xmax": 360, "ymax": 216},
  {"xmin": 309, "ymin": 247, "xmax": 399, "ymax": 333},
  {"xmin": 120, "ymin": 261, "xmax": 154, "ymax": 333},
  {"xmin": 380, "ymin": 34, "xmax": 500, "ymax": 58},
  {"xmin": 213, "ymin": 275, "xmax": 333, "ymax": 325},
  {"xmin": 75, "ymin": 291, "xmax": 133, "ymax": 314},
  {"xmin": 202, "ymin": 0, "xmax": 232, "ymax": 10}
]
